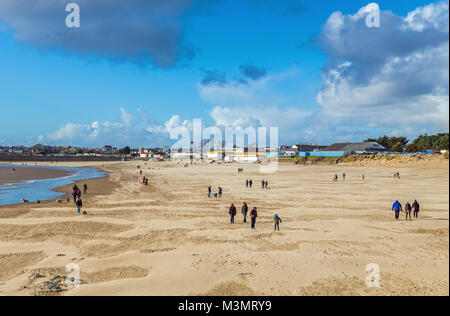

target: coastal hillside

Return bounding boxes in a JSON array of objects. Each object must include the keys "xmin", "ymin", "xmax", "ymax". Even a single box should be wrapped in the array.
[{"xmin": 283, "ymin": 153, "xmax": 449, "ymax": 168}]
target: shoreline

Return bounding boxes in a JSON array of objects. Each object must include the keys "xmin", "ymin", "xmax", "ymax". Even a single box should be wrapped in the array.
[{"xmin": 0, "ymin": 163, "xmax": 112, "ymax": 209}]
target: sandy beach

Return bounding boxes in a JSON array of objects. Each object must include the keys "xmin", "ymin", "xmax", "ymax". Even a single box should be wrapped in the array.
[
  {"xmin": 0, "ymin": 160, "xmax": 448, "ymax": 296},
  {"xmin": 0, "ymin": 166, "xmax": 73, "ymax": 186}
]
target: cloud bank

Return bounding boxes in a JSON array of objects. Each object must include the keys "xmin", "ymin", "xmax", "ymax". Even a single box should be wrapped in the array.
[
  {"xmin": 0, "ymin": 0, "xmax": 199, "ymax": 67},
  {"xmin": 316, "ymin": 1, "xmax": 449, "ymax": 136}
]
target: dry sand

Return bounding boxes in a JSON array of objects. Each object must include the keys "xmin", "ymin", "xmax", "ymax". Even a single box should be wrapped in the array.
[{"xmin": 0, "ymin": 160, "xmax": 448, "ymax": 296}]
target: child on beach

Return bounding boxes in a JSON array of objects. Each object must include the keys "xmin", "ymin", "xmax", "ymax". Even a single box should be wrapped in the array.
[{"xmin": 273, "ymin": 213, "xmax": 282, "ymax": 231}]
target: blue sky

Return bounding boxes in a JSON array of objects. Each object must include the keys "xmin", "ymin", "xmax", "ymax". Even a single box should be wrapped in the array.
[{"xmin": 0, "ymin": 0, "xmax": 448, "ymax": 147}]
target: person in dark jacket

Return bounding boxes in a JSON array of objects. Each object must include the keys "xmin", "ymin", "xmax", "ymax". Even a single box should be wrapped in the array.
[
  {"xmin": 412, "ymin": 200, "xmax": 420, "ymax": 218},
  {"xmin": 208, "ymin": 186, "xmax": 212, "ymax": 198},
  {"xmin": 76, "ymin": 198, "xmax": 83, "ymax": 214},
  {"xmin": 246, "ymin": 180, "xmax": 249, "ymax": 188},
  {"xmin": 249, "ymin": 180, "xmax": 253, "ymax": 188},
  {"xmin": 274, "ymin": 213, "xmax": 282, "ymax": 231},
  {"xmin": 250, "ymin": 207, "xmax": 258, "ymax": 230},
  {"xmin": 242, "ymin": 202, "xmax": 248, "ymax": 223},
  {"xmin": 262, "ymin": 180, "xmax": 265, "ymax": 189},
  {"xmin": 229, "ymin": 204, "xmax": 237, "ymax": 224},
  {"xmin": 83, "ymin": 184, "xmax": 88, "ymax": 194},
  {"xmin": 392, "ymin": 200, "xmax": 402, "ymax": 220},
  {"xmin": 218, "ymin": 187, "xmax": 223, "ymax": 198},
  {"xmin": 72, "ymin": 191, "xmax": 78, "ymax": 204},
  {"xmin": 405, "ymin": 202, "xmax": 412, "ymax": 221}
]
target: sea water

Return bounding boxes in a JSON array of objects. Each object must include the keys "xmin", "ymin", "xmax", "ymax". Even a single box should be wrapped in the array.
[{"xmin": 0, "ymin": 164, "xmax": 107, "ymax": 206}]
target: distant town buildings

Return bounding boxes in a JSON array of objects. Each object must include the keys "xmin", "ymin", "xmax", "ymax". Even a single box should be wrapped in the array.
[{"xmin": 0, "ymin": 140, "xmax": 446, "ymax": 163}]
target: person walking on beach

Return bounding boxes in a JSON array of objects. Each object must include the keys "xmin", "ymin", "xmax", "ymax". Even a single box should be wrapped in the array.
[
  {"xmin": 229, "ymin": 204, "xmax": 237, "ymax": 224},
  {"xmin": 262, "ymin": 180, "xmax": 265, "ymax": 189},
  {"xmin": 273, "ymin": 213, "xmax": 282, "ymax": 231},
  {"xmin": 343, "ymin": 173, "xmax": 346, "ymax": 181},
  {"xmin": 72, "ymin": 190, "xmax": 78, "ymax": 204},
  {"xmin": 208, "ymin": 186, "xmax": 212, "ymax": 198},
  {"xmin": 242, "ymin": 202, "xmax": 248, "ymax": 223},
  {"xmin": 76, "ymin": 198, "xmax": 83, "ymax": 214},
  {"xmin": 362, "ymin": 174, "xmax": 365, "ymax": 181},
  {"xmin": 405, "ymin": 202, "xmax": 412, "ymax": 221},
  {"xmin": 83, "ymin": 184, "xmax": 88, "ymax": 194},
  {"xmin": 246, "ymin": 180, "xmax": 249, "ymax": 188},
  {"xmin": 250, "ymin": 207, "xmax": 258, "ymax": 230},
  {"xmin": 392, "ymin": 200, "xmax": 403, "ymax": 220},
  {"xmin": 249, "ymin": 180, "xmax": 253, "ymax": 188},
  {"xmin": 218, "ymin": 187, "xmax": 223, "ymax": 198},
  {"xmin": 413, "ymin": 200, "xmax": 420, "ymax": 218}
]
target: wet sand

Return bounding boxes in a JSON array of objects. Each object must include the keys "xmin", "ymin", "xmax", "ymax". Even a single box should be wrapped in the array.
[
  {"xmin": 0, "ymin": 160, "xmax": 448, "ymax": 296},
  {"xmin": 0, "ymin": 166, "xmax": 73, "ymax": 186}
]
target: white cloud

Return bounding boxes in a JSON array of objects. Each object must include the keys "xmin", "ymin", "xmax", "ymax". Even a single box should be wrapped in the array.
[
  {"xmin": 198, "ymin": 67, "xmax": 312, "ymax": 143},
  {"xmin": 38, "ymin": 108, "xmax": 182, "ymax": 147},
  {"xmin": 403, "ymin": 1, "xmax": 449, "ymax": 32},
  {"xmin": 316, "ymin": 1, "xmax": 449, "ymax": 137}
]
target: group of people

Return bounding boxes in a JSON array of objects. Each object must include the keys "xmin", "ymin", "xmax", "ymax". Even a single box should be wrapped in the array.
[
  {"xmin": 333, "ymin": 174, "xmax": 347, "ymax": 182},
  {"xmin": 72, "ymin": 184, "xmax": 87, "ymax": 214},
  {"xmin": 244, "ymin": 179, "xmax": 269, "ymax": 189},
  {"xmin": 392, "ymin": 200, "xmax": 420, "ymax": 220},
  {"xmin": 140, "ymin": 170, "xmax": 150, "ymax": 186},
  {"xmin": 208, "ymin": 186, "xmax": 223, "ymax": 198},
  {"xmin": 228, "ymin": 203, "xmax": 282, "ymax": 231},
  {"xmin": 228, "ymin": 202, "xmax": 258, "ymax": 229}
]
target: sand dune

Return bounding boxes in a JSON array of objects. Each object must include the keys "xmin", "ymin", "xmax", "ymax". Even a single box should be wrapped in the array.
[{"xmin": 0, "ymin": 160, "xmax": 448, "ymax": 296}]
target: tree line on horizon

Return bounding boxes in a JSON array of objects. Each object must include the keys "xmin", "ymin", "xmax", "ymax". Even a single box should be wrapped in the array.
[{"xmin": 365, "ymin": 133, "xmax": 449, "ymax": 153}]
